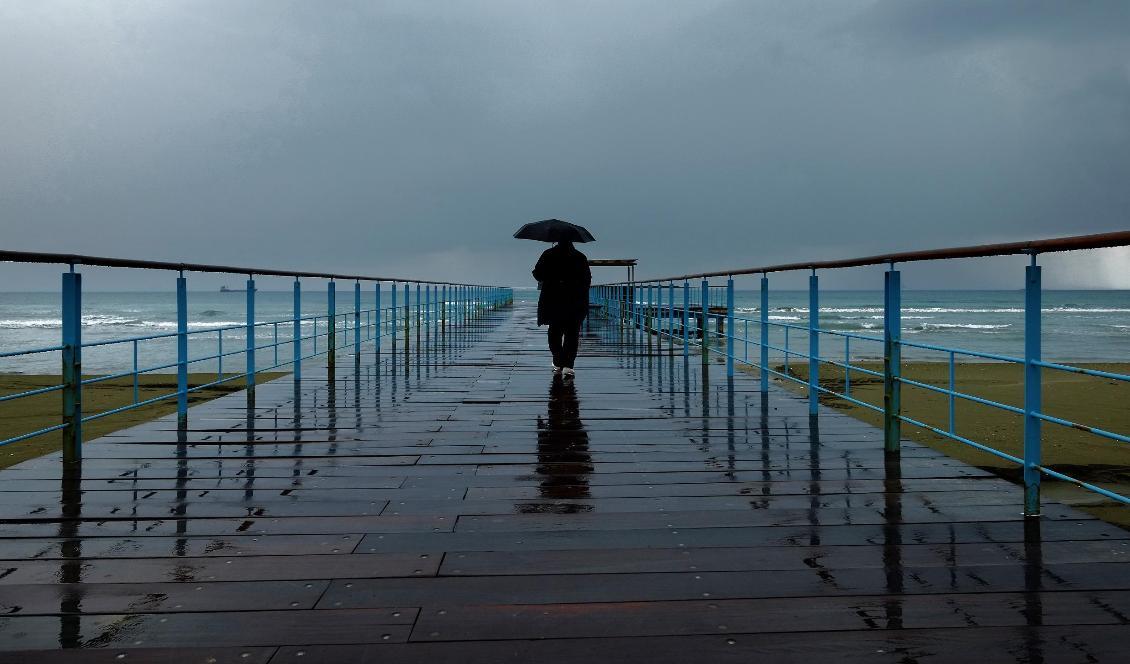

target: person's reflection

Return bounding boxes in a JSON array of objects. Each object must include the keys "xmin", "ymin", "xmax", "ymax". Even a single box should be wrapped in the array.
[{"xmin": 527, "ymin": 376, "xmax": 593, "ymax": 509}]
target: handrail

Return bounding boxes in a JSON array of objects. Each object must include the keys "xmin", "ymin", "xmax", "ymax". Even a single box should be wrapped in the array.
[
  {"xmin": 605, "ymin": 230, "xmax": 1130, "ymax": 284},
  {"xmin": 0, "ymin": 249, "xmax": 495, "ymax": 287},
  {"xmin": 588, "ymin": 236, "xmax": 1129, "ymax": 518},
  {"xmin": 1, "ymin": 253, "xmax": 514, "ymax": 460}
]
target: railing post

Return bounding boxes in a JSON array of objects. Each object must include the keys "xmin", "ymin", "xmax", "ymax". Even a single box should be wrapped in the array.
[
  {"xmin": 176, "ymin": 272, "xmax": 188, "ymax": 429},
  {"xmin": 354, "ymin": 281, "xmax": 362, "ymax": 360},
  {"xmin": 760, "ymin": 274, "xmax": 769, "ymax": 394},
  {"xmin": 416, "ymin": 283, "xmax": 421, "ymax": 349},
  {"xmin": 391, "ymin": 281, "xmax": 398, "ymax": 351},
  {"xmin": 375, "ymin": 282, "xmax": 382, "ymax": 361},
  {"xmin": 403, "ymin": 282, "xmax": 410, "ymax": 362},
  {"xmin": 700, "ymin": 279, "xmax": 709, "ymax": 365},
  {"xmin": 682, "ymin": 279, "xmax": 690, "ymax": 358},
  {"xmin": 808, "ymin": 271, "xmax": 818, "ymax": 415},
  {"xmin": 246, "ymin": 276, "xmax": 256, "ymax": 395},
  {"xmin": 327, "ymin": 280, "xmax": 336, "ymax": 379},
  {"xmin": 1024, "ymin": 255, "xmax": 1042, "ymax": 517},
  {"xmin": 668, "ymin": 281, "xmax": 675, "ymax": 354},
  {"xmin": 883, "ymin": 265, "xmax": 902, "ymax": 454},
  {"xmin": 424, "ymin": 284, "xmax": 431, "ymax": 348},
  {"xmin": 629, "ymin": 281, "xmax": 635, "ymax": 337},
  {"xmin": 441, "ymin": 284, "xmax": 447, "ymax": 342},
  {"xmin": 293, "ymin": 278, "xmax": 302, "ymax": 383},
  {"xmin": 132, "ymin": 340, "xmax": 139, "ymax": 404},
  {"xmin": 726, "ymin": 277, "xmax": 735, "ymax": 377},
  {"xmin": 61, "ymin": 268, "xmax": 82, "ymax": 464}
]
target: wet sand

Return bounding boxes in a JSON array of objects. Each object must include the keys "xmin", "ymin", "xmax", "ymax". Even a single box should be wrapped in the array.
[{"xmin": 0, "ymin": 373, "xmax": 287, "ymax": 469}]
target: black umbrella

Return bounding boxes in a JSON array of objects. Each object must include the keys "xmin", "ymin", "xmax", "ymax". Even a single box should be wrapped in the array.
[{"xmin": 513, "ymin": 218, "xmax": 595, "ymax": 243}]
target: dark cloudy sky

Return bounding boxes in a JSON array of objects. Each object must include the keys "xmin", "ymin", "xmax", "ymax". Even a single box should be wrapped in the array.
[{"xmin": 2, "ymin": 1, "xmax": 1128, "ymax": 289}]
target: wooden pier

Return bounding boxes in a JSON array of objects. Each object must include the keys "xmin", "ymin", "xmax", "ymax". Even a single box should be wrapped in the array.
[{"xmin": 1, "ymin": 302, "xmax": 1128, "ymax": 662}]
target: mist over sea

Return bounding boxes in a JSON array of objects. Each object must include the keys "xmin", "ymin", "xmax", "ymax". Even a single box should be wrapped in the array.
[{"xmin": 1, "ymin": 289, "xmax": 1127, "ymax": 374}]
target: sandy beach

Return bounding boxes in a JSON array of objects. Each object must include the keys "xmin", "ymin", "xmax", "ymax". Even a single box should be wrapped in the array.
[
  {"xmin": 0, "ymin": 372, "xmax": 287, "ymax": 469},
  {"xmin": 763, "ymin": 361, "xmax": 1130, "ymax": 525}
]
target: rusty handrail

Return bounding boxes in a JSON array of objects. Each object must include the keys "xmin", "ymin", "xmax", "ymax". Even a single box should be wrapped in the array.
[
  {"xmin": 607, "ymin": 230, "xmax": 1130, "ymax": 284},
  {"xmin": 0, "ymin": 249, "xmax": 494, "ymax": 287}
]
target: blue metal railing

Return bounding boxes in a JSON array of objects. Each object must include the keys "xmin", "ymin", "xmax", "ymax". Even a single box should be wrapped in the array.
[
  {"xmin": 592, "ymin": 230, "xmax": 1130, "ymax": 516},
  {"xmin": 0, "ymin": 250, "xmax": 512, "ymax": 462}
]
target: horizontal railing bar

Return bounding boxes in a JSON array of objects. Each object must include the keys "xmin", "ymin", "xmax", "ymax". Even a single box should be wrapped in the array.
[
  {"xmin": 82, "ymin": 392, "xmax": 176, "ymax": 422},
  {"xmin": 898, "ymin": 413, "xmax": 1026, "ymax": 465},
  {"xmin": 602, "ymin": 230, "xmax": 1130, "ymax": 283},
  {"xmin": 1034, "ymin": 465, "xmax": 1130, "ymax": 505},
  {"xmin": 1033, "ymin": 411, "xmax": 1130, "ymax": 445},
  {"xmin": 0, "ymin": 383, "xmax": 65, "ymax": 403},
  {"xmin": 822, "ymin": 358, "xmax": 884, "ymax": 378},
  {"xmin": 897, "ymin": 339, "xmax": 1023, "ymax": 363},
  {"xmin": 0, "ymin": 423, "xmax": 68, "ymax": 447},
  {"xmin": 1034, "ymin": 360, "xmax": 1130, "ymax": 383},
  {"xmin": 0, "ymin": 345, "xmax": 64, "ymax": 358},
  {"xmin": 896, "ymin": 375, "xmax": 1026, "ymax": 415},
  {"xmin": 0, "ymin": 249, "xmax": 498, "ymax": 287}
]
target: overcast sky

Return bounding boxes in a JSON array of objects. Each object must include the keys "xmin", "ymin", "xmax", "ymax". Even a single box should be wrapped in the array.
[{"xmin": 2, "ymin": 0, "xmax": 1128, "ymax": 290}]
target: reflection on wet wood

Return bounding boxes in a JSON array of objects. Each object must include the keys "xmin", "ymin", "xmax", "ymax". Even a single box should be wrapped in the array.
[{"xmin": 0, "ymin": 303, "xmax": 1126, "ymax": 661}]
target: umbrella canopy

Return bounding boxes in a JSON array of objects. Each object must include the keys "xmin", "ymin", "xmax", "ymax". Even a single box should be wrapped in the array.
[{"xmin": 513, "ymin": 218, "xmax": 595, "ymax": 243}]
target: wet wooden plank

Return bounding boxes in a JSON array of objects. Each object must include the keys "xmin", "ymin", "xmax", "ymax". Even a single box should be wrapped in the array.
[
  {"xmin": 0, "ymin": 580, "xmax": 330, "ymax": 614},
  {"xmin": 0, "ymin": 608, "xmax": 413, "ymax": 649},
  {"xmin": 0, "ymin": 552, "xmax": 440, "ymax": 585},
  {"xmin": 266, "ymin": 625, "xmax": 1129, "ymax": 663},
  {"xmin": 357, "ymin": 519, "xmax": 1128, "ymax": 553},
  {"xmin": 318, "ymin": 561, "xmax": 1130, "ymax": 607},
  {"xmin": 0, "ymin": 647, "xmax": 277, "ymax": 664},
  {"xmin": 436, "ymin": 540, "xmax": 1130, "ymax": 576},
  {"xmin": 0, "ymin": 302, "xmax": 1124, "ymax": 659},
  {"xmin": 409, "ymin": 590, "xmax": 1130, "ymax": 641},
  {"xmin": 0, "ymin": 514, "xmax": 454, "ymax": 538}
]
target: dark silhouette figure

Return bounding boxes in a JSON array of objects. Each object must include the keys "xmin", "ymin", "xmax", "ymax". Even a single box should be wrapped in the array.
[{"xmin": 533, "ymin": 241, "xmax": 591, "ymax": 371}]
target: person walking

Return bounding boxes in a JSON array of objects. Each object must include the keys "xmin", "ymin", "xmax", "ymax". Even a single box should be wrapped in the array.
[{"xmin": 533, "ymin": 240, "xmax": 591, "ymax": 378}]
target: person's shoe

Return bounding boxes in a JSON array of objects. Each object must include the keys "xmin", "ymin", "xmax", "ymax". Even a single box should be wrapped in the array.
[
  {"xmin": 562, "ymin": 367, "xmax": 576, "ymax": 379},
  {"xmin": 552, "ymin": 365, "xmax": 562, "ymax": 375}
]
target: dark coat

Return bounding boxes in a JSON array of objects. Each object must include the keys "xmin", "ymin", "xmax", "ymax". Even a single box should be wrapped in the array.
[{"xmin": 533, "ymin": 244, "xmax": 591, "ymax": 326}]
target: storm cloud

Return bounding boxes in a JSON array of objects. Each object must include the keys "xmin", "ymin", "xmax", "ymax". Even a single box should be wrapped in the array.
[{"xmin": 1, "ymin": 1, "xmax": 1127, "ymax": 288}]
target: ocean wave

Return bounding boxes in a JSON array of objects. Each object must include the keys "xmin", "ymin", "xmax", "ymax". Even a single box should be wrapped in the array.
[
  {"xmin": 0, "ymin": 317, "xmax": 250, "ymax": 330},
  {"xmin": 740, "ymin": 306, "xmax": 1128, "ymax": 314},
  {"xmin": 910, "ymin": 323, "xmax": 1013, "ymax": 331},
  {"xmin": 0, "ymin": 315, "xmax": 142, "ymax": 329}
]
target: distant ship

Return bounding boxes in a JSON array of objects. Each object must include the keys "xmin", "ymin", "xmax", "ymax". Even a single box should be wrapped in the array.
[{"xmin": 219, "ymin": 286, "xmax": 248, "ymax": 293}]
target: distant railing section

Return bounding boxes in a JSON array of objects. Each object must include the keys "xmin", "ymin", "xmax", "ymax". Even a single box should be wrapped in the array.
[
  {"xmin": 0, "ymin": 250, "xmax": 513, "ymax": 462},
  {"xmin": 591, "ymin": 231, "xmax": 1130, "ymax": 516}
]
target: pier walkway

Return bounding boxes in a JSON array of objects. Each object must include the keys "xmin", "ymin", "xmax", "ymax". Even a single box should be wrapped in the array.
[{"xmin": 1, "ymin": 302, "xmax": 1128, "ymax": 662}]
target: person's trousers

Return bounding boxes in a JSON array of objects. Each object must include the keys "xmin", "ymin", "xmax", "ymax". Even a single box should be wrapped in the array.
[{"xmin": 547, "ymin": 320, "xmax": 583, "ymax": 369}]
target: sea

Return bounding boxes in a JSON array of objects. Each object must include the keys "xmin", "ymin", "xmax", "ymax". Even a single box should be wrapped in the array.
[{"xmin": 0, "ymin": 289, "xmax": 1127, "ymax": 374}]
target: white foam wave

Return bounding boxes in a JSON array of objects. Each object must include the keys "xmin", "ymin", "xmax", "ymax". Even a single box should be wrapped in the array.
[
  {"xmin": 915, "ymin": 323, "xmax": 1013, "ymax": 330},
  {"xmin": 0, "ymin": 318, "xmax": 251, "ymax": 330},
  {"xmin": 739, "ymin": 306, "xmax": 1128, "ymax": 314}
]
